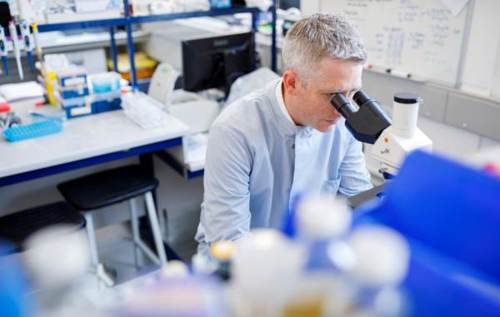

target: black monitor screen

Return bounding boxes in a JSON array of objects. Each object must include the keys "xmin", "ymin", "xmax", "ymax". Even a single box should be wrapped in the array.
[
  {"xmin": 182, "ymin": 32, "xmax": 256, "ymax": 94},
  {"xmin": 280, "ymin": 0, "xmax": 300, "ymax": 9}
]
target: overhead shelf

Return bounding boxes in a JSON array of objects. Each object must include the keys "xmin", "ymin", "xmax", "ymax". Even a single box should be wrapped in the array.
[
  {"xmin": 37, "ymin": 7, "xmax": 260, "ymax": 32},
  {"xmin": 129, "ymin": 7, "xmax": 259, "ymax": 26},
  {"xmin": 38, "ymin": 17, "xmax": 127, "ymax": 32},
  {"xmin": 34, "ymin": 2, "xmax": 277, "ymax": 87}
]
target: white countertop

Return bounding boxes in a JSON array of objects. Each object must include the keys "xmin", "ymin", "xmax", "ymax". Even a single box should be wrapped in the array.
[{"xmin": 0, "ymin": 100, "xmax": 189, "ymax": 178}]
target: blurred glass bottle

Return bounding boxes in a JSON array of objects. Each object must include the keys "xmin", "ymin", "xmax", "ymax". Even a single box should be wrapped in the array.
[
  {"xmin": 121, "ymin": 276, "xmax": 228, "ymax": 317},
  {"xmin": 230, "ymin": 229, "xmax": 305, "ymax": 317},
  {"xmin": 192, "ymin": 240, "xmax": 237, "ymax": 282},
  {"xmin": 22, "ymin": 225, "xmax": 107, "ymax": 317},
  {"xmin": 281, "ymin": 194, "xmax": 357, "ymax": 317},
  {"xmin": 340, "ymin": 224, "xmax": 411, "ymax": 317},
  {"xmin": 281, "ymin": 195, "xmax": 411, "ymax": 317}
]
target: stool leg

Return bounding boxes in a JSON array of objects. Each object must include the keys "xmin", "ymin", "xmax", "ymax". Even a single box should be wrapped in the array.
[
  {"xmin": 84, "ymin": 212, "xmax": 99, "ymax": 267},
  {"xmin": 158, "ymin": 207, "xmax": 166, "ymax": 240},
  {"xmin": 128, "ymin": 198, "xmax": 143, "ymax": 268},
  {"xmin": 144, "ymin": 191, "xmax": 167, "ymax": 266},
  {"xmin": 84, "ymin": 212, "xmax": 114, "ymax": 287}
]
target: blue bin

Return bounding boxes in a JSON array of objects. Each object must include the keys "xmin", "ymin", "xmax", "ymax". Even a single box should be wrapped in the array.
[
  {"xmin": 353, "ymin": 150, "xmax": 500, "ymax": 316},
  {"xmin": 92, "ymin": 97, "xmax": 121, "ymax": 113}
]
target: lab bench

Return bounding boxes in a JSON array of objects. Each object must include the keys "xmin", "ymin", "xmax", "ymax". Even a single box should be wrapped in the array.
[{"xmin": 0, "ymin": 98, "xmax": 189, "ymax": 187}]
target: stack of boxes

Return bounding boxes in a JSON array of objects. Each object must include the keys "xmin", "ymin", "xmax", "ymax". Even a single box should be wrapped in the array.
[
  {"xmin": 89, "ymin": 72, "xmax": 122, "ymax": 114},
  {"xmin": 57, "ymin": 69, "xmax": 122, "ymax": 119},
  {"xmin": 57, "ymin": 68, "xmax": 92, "ymax": 119}
]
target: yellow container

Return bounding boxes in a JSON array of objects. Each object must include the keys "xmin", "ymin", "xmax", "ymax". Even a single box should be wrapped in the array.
[
  {"xmin": 107, "ymin": 52, "xmax": 158, "ymax": 81},
  {"xmin": 45, "ymin": 71, "xmax": 59, "ymax": 106}
]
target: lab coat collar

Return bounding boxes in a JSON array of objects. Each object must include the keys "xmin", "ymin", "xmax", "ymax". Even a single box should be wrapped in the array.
[{"xmin": 270, "ymin": 79, "xmax": 314, "ymax": 138}]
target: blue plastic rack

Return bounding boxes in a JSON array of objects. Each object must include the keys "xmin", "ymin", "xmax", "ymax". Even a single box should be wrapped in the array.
[{"xmin": 3, "ymin": 119, "xmax": 63, "ymax": 142}]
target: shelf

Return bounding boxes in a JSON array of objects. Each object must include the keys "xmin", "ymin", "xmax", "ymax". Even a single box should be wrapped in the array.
[
  {"xmin": 33, "ymin": 3, "xmax": 276, "ymax": 87},
  {"xmin": 38, "ymin": 18, "xmax": 127, "ymax": 32},
  {"xmin": 130, "ymin": 7, "xmax": 259, "ymax": 24},
  {"xmin": 36, "ymin": 8, "xmax": 259, "ymax": 33},
  {"xmin": 40, "ymin": 30, "xmax": 150, "ymax": 54}
]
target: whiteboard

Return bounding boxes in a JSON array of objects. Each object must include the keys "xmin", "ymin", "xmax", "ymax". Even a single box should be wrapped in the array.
[
  {"xmin": 319, "ymin": 0, "xmax": 470, "ymax": 86},
  {"xmin": 460, "ymin": 0, "xmax": 500, "ymax": 97}
]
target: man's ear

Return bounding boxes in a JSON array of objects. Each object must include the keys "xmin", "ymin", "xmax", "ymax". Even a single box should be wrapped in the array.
[{"xmin": 283, "ymin": 70, "xmax": 300, "ymax": 96}]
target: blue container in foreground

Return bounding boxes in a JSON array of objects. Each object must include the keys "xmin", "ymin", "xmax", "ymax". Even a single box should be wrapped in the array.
[
  {"xmin": 354, "ymin": 150, "xmax": 500, "ymax": 317},
  {"xmin": 0, "ymin": 241, "xmax": 34, "ymax": 317}
]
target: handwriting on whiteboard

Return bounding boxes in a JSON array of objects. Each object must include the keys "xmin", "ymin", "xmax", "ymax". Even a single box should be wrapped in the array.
[{"xmin": 324, "ymin": 0, "xmax": 469, "ymax": 85}]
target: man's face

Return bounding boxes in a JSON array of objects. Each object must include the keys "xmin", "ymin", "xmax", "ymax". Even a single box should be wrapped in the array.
[{"xmin": 285, "ymin": 58, "xmax": 363, "ymax": 132}]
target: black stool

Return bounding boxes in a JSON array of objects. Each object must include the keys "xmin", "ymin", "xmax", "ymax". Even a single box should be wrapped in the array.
[
  {"xmin": 0, "ymin": 201, "xmax": 86, "ymax": 254},
  {"xmin": 57, "ymin": 165, "xmax": 167, "ymax": 287}
]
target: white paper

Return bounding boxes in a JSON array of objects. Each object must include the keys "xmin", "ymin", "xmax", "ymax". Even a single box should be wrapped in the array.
[
  {"xmin": 440, "ymin": 0, "xmax": 469, "ymax": 16},
  {"xmin": 121, "ymin": 91, "xmax": 169, "ymax": 129},
  {"xmin": 182, "ymin": 133, "xmax": 208, "ymax": 165},
  {"xmin": 0, "ymin": 81, "xmax": 44, "ymax": 102}
]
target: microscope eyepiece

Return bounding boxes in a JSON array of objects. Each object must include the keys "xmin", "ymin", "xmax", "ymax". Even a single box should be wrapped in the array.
[
  {"xmin": 353, "ymin": 90, "xmax": 371, "ymax": 107},
  {"xmin": 331, "ymin": 93, "xmax": 356, "ymax": 119}
]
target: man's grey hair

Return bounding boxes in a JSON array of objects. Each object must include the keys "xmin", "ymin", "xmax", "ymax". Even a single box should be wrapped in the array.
[{"xmin": 282, "ymin": 13, "xmax": 367, "ymax": 76}]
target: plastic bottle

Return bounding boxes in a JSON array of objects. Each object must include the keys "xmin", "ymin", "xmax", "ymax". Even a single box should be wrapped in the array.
[
  {"xmin": 230, "ymin": 229, "xmax": 305, "ymax": 317},
  {"xmin": 22, "ymin": 225, "xmax": 106, "ymax": 317},
  {"xmin": 209, "ymin": 240, "xmax": 237, "ymax": 281},
  {"xmin": 121, "ymin": 276, "xmax": 228, "ymax": 317},
  {"xmin": 344, "ymin": 224, "xmax": 411, "ymax": 317},
  {"xmin": 281, "ymin": 194, "xmax": 357, "ymax": 317},
  {"xmin": 297, "ymin": 194, "xmax": 353, "ymax": 269},
  {"xmin": 191, "ymin": 240, "xmax": 237, "ymax": 281}
]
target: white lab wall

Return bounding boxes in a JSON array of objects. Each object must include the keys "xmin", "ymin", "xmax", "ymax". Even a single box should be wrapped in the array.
[
  {"xmin": 361, "ymin": 71, "xmax": 497, "ymax": 162},
  {"xmin": 479, "ymin": 137, "xmax": 500, "ymax": 151},
  {"xmin": 300, "ymin": 1, "xmax": 319, "ymax": 16},
  {"xmin": 417, "ymin": 117, "xmax": 481, "ymax": 160},
  {"xmin": 460, "ymin": 0, "xmax": 500, "ymax": 95},
  {"xmin": 491, "ymin": 39, "xmax": 500, "ymax": 99},
  {"xmin": 305, "ymin": 0, "xmax": 500, "ymax": 161},
  {"xmin": 306, "ymin": 0, "xmax": 500, "ymax": 98}
]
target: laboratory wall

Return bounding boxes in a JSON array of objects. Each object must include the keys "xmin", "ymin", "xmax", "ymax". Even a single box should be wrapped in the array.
[
  {"xmin": 302, "ymin": 0, "xmax": 500, "ymax": 96},
  {"xmin": 301, "ymin": 0, "xmax": 500, "ymax": 163},
  {"xmin": 361, "ymin": 71, "xmax": 500, "ymax": 169}
]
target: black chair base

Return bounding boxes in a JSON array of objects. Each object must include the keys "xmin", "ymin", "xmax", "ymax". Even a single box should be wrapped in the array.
[{"xmin": 0, "ymin": 201, "xmax": 85, "ymax": 253}]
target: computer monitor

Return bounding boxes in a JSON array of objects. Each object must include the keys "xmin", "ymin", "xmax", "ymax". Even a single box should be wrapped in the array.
[
  {"xmin": 231, "ymin": 0, "xmax": 246, "ymax": 7},
  {"xmin": 280, "ymin": 0, "xmax": 300, "ymax": 9},
  {"xmin": 181, "ymin": 32, "xmax": 256, "ymax": 94}
]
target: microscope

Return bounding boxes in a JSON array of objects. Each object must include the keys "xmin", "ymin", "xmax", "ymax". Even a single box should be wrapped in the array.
[{"xmin": 331, "ymin": 90, "xmax": 432, "ymax": 207}]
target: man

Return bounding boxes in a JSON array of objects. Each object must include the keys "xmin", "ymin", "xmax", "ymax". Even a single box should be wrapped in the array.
[{"xmin": 195, "ymin": 13, "xmax": 373, "ymax": 251}]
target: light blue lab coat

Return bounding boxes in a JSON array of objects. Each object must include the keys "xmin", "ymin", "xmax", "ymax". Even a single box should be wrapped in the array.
[{"xmin": 195, "ymin": 79, "xmax": 372, "ymax": 251}]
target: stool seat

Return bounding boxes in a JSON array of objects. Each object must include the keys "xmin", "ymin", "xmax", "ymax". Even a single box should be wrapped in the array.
[
  {"xmin": 57, "ymin": 165, "xmax": 158, "ymax": 211},
  {"xmin": 0, "ymin": 201, "xmax": 86, "ymax": 251}
]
